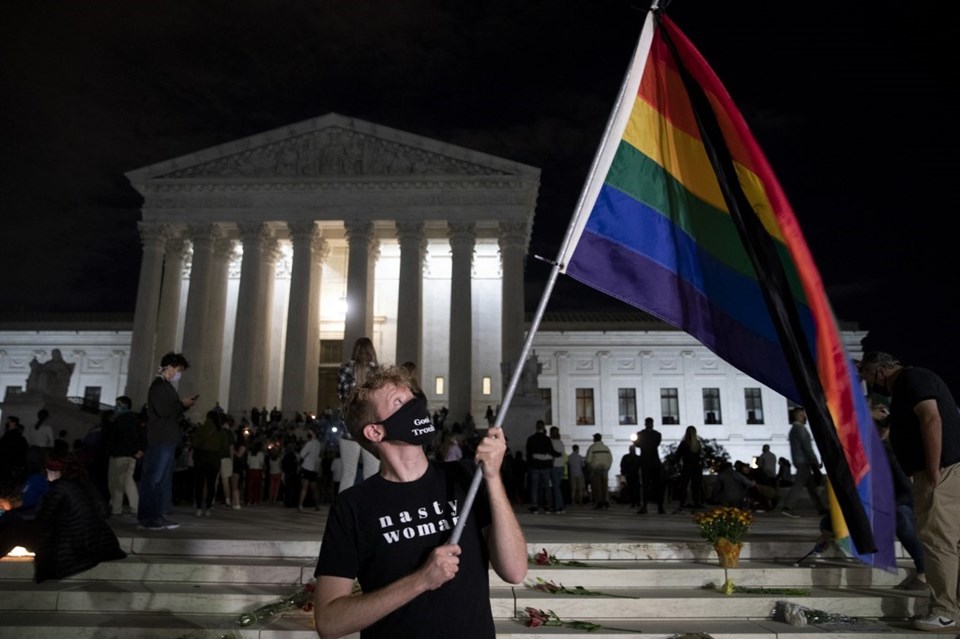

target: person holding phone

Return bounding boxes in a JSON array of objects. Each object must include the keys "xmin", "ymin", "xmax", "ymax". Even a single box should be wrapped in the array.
[{"xmin": 137, "ymin": 352, "xmax": 196, "ymax": 531}]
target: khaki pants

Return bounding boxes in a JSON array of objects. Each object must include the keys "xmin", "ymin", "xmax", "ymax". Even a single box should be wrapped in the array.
[
  {"xmin": 108, "ymin": 455, "xmax": 139, "ymax": 515},
  {"xmin": 914, "ymin": 461, "xmax": 960, "ymax": 619},
  {"xmin": 591, "ymin": 468, "xmax": 610, "ymax": 505}
]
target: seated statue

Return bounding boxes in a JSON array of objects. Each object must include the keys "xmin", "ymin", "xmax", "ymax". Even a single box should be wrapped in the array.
[
  {"xmin": 519, "ymin": 352, "xmax": 542, "ymax": 398},
  {"xmin": 26, "ymin": 349, "xmax": 75, "ymax": 398}
]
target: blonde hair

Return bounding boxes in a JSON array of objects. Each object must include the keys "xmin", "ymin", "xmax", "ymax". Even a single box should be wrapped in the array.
[
  {"xmin": 343, "ymin": 365, "xmax": 414, "ymax": 455},
  {"xmin": 351, "ymin": 337, "xmax": 378, "ymax": 387},
  {"xmin": 683, "ymin": 425, "xmax": 700, "ymax": 453}
]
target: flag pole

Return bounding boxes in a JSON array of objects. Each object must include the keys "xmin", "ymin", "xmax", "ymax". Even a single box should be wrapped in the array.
[{"xmin": 449, "ymin": 5, "xmax": 659, "ymax": 545}]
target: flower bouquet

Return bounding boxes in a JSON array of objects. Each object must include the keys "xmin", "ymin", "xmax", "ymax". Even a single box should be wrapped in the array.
[{"xmin": 692, "ymin": 506, "xmax": 753, "ymax": 593}]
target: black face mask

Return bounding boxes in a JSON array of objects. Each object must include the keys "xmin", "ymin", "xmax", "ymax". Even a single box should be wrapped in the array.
[{"xmin": 380, "ymin": 396, "xmax": 436, "ymax": 446}]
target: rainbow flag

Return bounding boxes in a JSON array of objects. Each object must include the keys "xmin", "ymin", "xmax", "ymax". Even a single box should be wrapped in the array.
[{"xmin": 558, "ymin": 8, "xmax": 894, "ymax": 568}]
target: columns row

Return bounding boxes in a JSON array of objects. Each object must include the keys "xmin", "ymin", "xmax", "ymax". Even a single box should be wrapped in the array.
[{"xmin": 125, "ymin": 219, "xmax": 529, "ymax": 420}]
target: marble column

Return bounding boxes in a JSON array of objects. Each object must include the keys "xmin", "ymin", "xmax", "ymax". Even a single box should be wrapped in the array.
[
  {"xmin": 125, "ymin": 222, "xmax": 168, "ymax": 408},
  {"xmin": 343, "ymin": 221, "xmax": 378, "ymax": 358},
  {"xmin": 395, "ymin": 221, "xmax": 426, "ymax": 367},
  {"xmin": 498, "ymin": 220, "xmax": 529, "ymax": 391},
  {"xmin": 179, "ymin": 224, "xmax": 220, "ymax": 406},
  {"xmin": 597, "ymin": 350, "xmax": 612, "ymax": 430},
  {"xmin": 254, "ymin": 236, "xmax": 280, "ymax": 410},
  {"xmin": 282, "ymin": 222, "xmax": 327, "ymax": 418},
  {"xmin": 154, "ymin": 235, "xmax": 188, "ymax": 356},
  {"xmin": 554, "ymin": 351, "xmax": 571, "ymax": 429},
  {"xmin": 201, "ymin": 238, "xmax": 235, "ymax": 409},
  {"xmin": 305, "ymin": 233, "xmax": 329, "ymax": 415},
  {"xmin": 447, "ymin": 222, "xmax": 476, "ymax": 423},
  {"xmin": 228, "ymin": 223, "xmax": 273, "ymax": 414}
]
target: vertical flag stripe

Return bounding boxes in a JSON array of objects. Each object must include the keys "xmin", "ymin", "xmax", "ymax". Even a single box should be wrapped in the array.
[
  {"xmin": 657, "ymin": 17, "xmax": 871, "ymax": 483},
  {"xmin": 558, "ymin": 9, "xmax": 895, "ymax": 569}
]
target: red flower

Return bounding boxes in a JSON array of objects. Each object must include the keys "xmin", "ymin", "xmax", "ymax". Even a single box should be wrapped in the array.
[
  {"xmin": 526, "ymin": 607, "xmax": 549, "ymax": 627},
  {"xmin": 535, "ymin": 548, "xmax": 551, "ymax": 565}
]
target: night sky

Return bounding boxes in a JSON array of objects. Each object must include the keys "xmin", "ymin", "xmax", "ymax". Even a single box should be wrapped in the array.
[{"xmin": 2, "ymin": 1, "xmax": 957, "ymax": 389}]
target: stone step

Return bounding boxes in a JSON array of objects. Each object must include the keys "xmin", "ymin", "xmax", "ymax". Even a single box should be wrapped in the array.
[
  {"xmin": 0, "ymin": 578, "xmax": 926, "ymax": 619},
  {"xmin": 0, "ymin": 509, "xmax": 930, "ymax": 639},
  {"xmin": 1, "ymin": 555, "xmax": 916, "ymax": 589},
  {"xmin": 114, "ymin": 535, "xmax": 908, "ymax": 563},
  {"xmin": 0, "ymin": 611, "xmax": 932, "ymax": 639}
]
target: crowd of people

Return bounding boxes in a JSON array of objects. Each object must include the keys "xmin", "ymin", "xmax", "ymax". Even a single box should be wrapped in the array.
[{"xmin": 3, "ymin": 344, "xmax": 959, "ymax": 635}]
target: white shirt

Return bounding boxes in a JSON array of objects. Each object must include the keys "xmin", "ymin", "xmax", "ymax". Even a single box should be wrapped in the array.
[
  {"xmin": 299, "ymin": 438, "xmax": 322, "ymax": 473},
  {"xmin": 26, "ymin": 423, "xmax": 54, "ymax": 448},
  {"xmin": 247, "ymin": 451, "xmax": 265, "ymax": 471}
]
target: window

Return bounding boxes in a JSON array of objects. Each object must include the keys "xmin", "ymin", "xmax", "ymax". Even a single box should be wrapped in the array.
[
  {"xmin": 435, "ymin": 376, "xmax": 445, "ymax": 396},
  {"xmin": 660, "ymin": 388, "xmax": 679, "ymax": 425},
  {"xmin": 618, "ymin": 388, "xmax": 638, "ymax": 425},
  {"xmin": 482, "ymin": 376, "xmax": 492, "ymax": 395},
  {"xmin": 702, "ymin": 388, "xmax": 722, "ymax": 424},
  {"xmin": 540, "ymin": 388, "xmax": 553, "ymax": 425},
  {"xmin": 82, "ymin": 386, "xmax": 102, "ymax": 414},
  {"xmin": 5, "ymin": 386, "xmax": 22, "ymax": 397},
  {"xmin": 745, "ymin": 388, "xmax": 764, "ymax": 424},
  {"xmin": 575, "ymin": 388, "xmax": 595, "ymax": 425}
]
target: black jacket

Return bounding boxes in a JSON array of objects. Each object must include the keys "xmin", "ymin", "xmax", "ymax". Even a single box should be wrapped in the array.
[{"xmin": 33, "ymin": 478, "xmax": 127, "ymax": 583}]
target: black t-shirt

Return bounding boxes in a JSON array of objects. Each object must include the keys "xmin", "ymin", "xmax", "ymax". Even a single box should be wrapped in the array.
[
  {"xmin": 315, "ymin": 460, "xmax": 494, "ymax": 639},
  {"xmin": 889, "ymin": 366, "xmax": 960, "ymax": 475}
]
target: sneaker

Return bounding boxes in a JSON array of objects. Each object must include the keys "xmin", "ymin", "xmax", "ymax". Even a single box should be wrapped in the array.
[
  {"xmin": 137, "ymin": 519, "xmax": 165, "ymax": 531},
  {"xmin": 298, "ymin": 505, "xmax": 304, "ymax": 513},
  {"xmin": 195, "ymin": 509, "xmax": 203, "ymax": 517},
  {"xmin": 897, "ymin": 576, "xmax": 930, "ymax": 592},
  {"xmin": 781, "ymin": 509, "xmax": 800, "ymax": 518},
  {"xmin": 912, "ymin": 614, "xmax": 956, "ymax": 631},
  {"xmin": 528, "ymin": 507, "xmax": 539, "ymax": 514},
  {"xmin": 203, "ymin": 509, "xmax": 210, "ymax": 517},
  {"xmin": 555, "ymin": 509, "xmax": 566, "ymax": 514},
  {"xmin": 158, "ymin": 517, "xmax": 180, "ymax": 530}
]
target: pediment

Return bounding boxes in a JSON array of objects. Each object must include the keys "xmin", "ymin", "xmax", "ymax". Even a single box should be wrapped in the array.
[{"xmin": 128, "ymin": 113, "xmax": 532, "ymax": 182}]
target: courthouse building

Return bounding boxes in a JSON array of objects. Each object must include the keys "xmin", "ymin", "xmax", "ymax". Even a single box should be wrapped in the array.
[{"xmin": 0, "ymin": 114, "xmax": 866, "ymax": 465}]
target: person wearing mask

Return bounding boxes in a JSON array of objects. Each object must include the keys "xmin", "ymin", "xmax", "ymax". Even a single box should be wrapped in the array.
[
  {"xmin": 312, "ymin": 365, "xmax": 526, "ymax": 638},
  {"xmin": 137, "ymin": 352, "xmax": 196, "ymax": 531}
]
